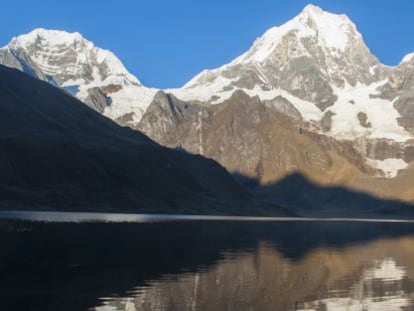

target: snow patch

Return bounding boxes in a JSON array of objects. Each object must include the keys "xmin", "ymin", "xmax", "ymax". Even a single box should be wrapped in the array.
[
  {"xmin": 327, "ymin": 82, "xmax": 411, "ymax": 142},
  {"xmin": 101, "ymin": 86, "xmax": 158, "ymax": 125},
  {"xmin": 173, "ymin": 84, "xmax": 323, "ymax": 122},
  {"xmin": 170, "ymin": 75, "xmax": 234, "ymax": 102},
  {"xmin": 244, "ymin": 86, "xmax": 323, "ymax": 121},
  {"xmin": 367, "ymin": 158, "xmax": 408, "ymax": 178},
  {"xmin": 369, "ymin": 65, "xmax": 377, "ymax": 75}
]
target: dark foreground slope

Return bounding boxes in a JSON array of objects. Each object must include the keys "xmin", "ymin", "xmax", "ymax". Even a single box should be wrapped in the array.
[{"xmin": 0, "ymin": 65, "xmax": 290, "ymax": 215}]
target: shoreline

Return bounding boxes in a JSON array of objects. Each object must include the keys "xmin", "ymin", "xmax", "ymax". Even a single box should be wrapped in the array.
[{"xmin": 1, "ymin": 210, "xmax": 414, "ymax": 224}]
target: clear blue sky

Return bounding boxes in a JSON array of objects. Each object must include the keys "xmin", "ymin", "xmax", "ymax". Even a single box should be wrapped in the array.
[{"xmin": 1, "ymin": 0, "xmax": 413, "ymax": 88}]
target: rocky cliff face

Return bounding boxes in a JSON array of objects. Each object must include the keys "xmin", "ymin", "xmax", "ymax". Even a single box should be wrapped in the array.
[
  {"xmin": 138, "ymin": 90, "xmax": 414, "ymax": 207},
  {"xmin": 139, "ymin": 90, "xmax": 373, "ymax": 183}
]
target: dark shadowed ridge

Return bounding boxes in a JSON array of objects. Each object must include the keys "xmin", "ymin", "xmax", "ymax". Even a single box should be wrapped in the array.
[
  {"xmin": 0, "ymin": 65, "xmax": 292, "ymax": 216},
  {"xmin": 234, "ymin": 172, "xmax": 414, "ymax": 217}
]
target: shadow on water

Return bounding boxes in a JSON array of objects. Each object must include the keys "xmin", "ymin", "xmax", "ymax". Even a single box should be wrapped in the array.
[{"xmin": 2, "ymin": 219, "xmax": 414, "ymax": 310}]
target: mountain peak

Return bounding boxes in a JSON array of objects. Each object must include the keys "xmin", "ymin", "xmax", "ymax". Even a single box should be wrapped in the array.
[
  {"xmin": 230, "ymin": 4, "xmax": 361, "ymax": 65},
  {"xmin": 296, "ymin": 4, "xmax": 358, "ymax": 50},
  {"xmin": 10, "ymin": 28, "xmax": 85, "ymax": 48},
  {"xmin": 6, "ymin": 27, "xmax": 141, "ymax": 88},
  {"xmin": 300, "ymin": 4, "xmax": 352, "ymax": 22},
  {"xmin": 302, "ymin": 4, "xmax": 324, "ymax": 14},
  {"xmin": 174, "ymin": 3, "xmax": 383, "ymax": 135}
]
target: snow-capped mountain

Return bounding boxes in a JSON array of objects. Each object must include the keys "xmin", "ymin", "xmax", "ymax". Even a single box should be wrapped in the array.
[
  {"xmin": 2, "ymin": 4, "xmax": 414, "ymax": 180},
  {"xmin": 0, "ymin": 28, "xmax": 157, "ymax": 125},
  {"xmin": 174, "ymin": 4, "xmax": 382, "ymax": 102},
  {"xmin": 164, "ymin": 4, "xmax": 414, "ymax": 177},
  {"xmin": 171, "ymin": 4, "xmax": 408, "ymax": 142}
]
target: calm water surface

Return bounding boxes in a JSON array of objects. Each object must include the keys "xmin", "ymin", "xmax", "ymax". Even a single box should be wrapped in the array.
[{"xmin": 1, "ymin": 213, "xmax": 414, "ymax": 311}]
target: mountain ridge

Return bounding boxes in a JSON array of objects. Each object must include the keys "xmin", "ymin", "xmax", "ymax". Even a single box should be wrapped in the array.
[{"xmin": 1, "ymin": 4, "xmax": 414, "ymax": 182}]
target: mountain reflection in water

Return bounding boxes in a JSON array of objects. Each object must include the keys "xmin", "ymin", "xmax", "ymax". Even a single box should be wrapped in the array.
[
  {"xmin": 1, "ymin": 218, "xmax": 414, "ymax": 311},
  {"xmin": 97, "ymin": 240, "xmax": 414, "ymax": 311}
]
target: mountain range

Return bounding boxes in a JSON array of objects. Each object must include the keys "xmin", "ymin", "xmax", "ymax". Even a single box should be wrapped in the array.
[
  {"xmin": 0, "ymin": 64, "xmax": 293, "ymax": 215},
  {"xmin": 1, "ymin": 4, "xmax": 414, "ymax": 214}
]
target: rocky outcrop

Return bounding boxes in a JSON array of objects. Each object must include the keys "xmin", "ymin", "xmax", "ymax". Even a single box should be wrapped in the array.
[
  {"xmin": 357, "ymin": 112, "xmax": 371, "ymax": 128},
  {"xmin": 139, "ymin": 90, "xmax": 373, "ymax": 185},
  {"xmin": 263, "ymin": 95, "xmax": 303, "ymax": 120},
  {"xmin": 81, "ymin": 87, "xmax": 111, "ymax": 113}
]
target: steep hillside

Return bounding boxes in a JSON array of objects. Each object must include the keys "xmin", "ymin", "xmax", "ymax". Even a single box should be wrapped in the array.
[{"xmin": 0, "ymin": 65, "xmax": 290, "ymax": 216}]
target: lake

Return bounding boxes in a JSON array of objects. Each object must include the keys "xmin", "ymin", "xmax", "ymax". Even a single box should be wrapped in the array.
[{"xmin": 1, "ymin": 212, "xmax": 414, "ymax": 310}]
